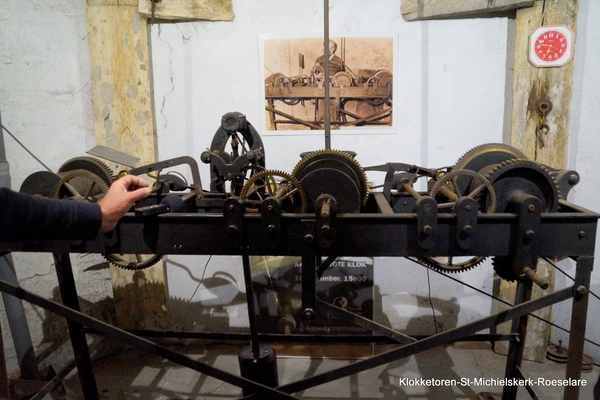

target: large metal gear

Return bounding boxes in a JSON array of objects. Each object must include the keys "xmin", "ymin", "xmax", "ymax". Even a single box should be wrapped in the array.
[
  {"xmin": 240, "ymin": 170, "xmax": 308, "ymax": 213},
  {"xmin": 291, "ymin": 149, "xmax": 368, "ymax": 213},
  {"xmin": 421, "ymin": 169, "xmax": 497, "ymax": 273},
  {"xmin": 483, "ymin": 159, "xmax": 560, "ymax": 213},
  {"xmin": 452, "ymin": 143, "xmax": 528, "ymax": 196},
  {"xmin": 58, "ymin": 156, "xmax": 116, "ymax": 188},
  {"xmin": 53, "ymin": 169, "xmax": 162, "ymax": 271},
  {"xmin": 429, "ymin": 169, "xmax": 497, "ymax": 213},
  {"xmin": 54, "ymin": 169, "xmax": 110, "ymax": 201}
]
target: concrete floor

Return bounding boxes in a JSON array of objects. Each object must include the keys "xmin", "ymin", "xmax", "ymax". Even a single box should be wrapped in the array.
[{"xmin": 54, "ymin": 342, "xmax": 598, "ymax": 400}]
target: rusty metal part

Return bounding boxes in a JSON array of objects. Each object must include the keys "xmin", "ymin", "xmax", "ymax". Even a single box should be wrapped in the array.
[
  {"xmin": 54, "ymin": 169, "xmax": 109, "ymax": 201},
  {"xmin": 58, "ymin": 156, "xmax": 115, "ymax": 188},
  {"xmin": 546, "ymin": 340, "xmax": 594, "ymax": 372},
  {"xmin": 19, "ymin": 171, "xmax": 62, "ymax": 198},
  {"xmin": 419, "ymin": 169, "xmax": 497, "ymax": 273},
  {"xmin": 292, "ymin": 149, "xmax": 368, "ymax": 213},
  {"xmin": 54, "ymin": 169, "xmax": 162, "ymax": 270},
  {"xmin": 240, "ymin": 170, "xmax": 308, "ymax": 213},
  {"xmin": 430, "ymin": 169, "xmax": 497, "ymax": 213},
  {"xmin": 483, "ymin": 159, "xmax": 560, "ymax": 213}
]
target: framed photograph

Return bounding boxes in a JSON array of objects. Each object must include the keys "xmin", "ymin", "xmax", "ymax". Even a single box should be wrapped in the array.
[{"xmin": 259, "ymin": 32, "xmax": 397, "ymax": 135}]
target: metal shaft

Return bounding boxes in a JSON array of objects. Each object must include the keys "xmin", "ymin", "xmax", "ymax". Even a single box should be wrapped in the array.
[{"xmin": 324, "ymin": 0, "xmax": 331, "ymax": 149}]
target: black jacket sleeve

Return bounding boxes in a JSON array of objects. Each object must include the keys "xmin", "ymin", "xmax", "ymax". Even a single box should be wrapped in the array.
[{"xmin": 0, "ymin": 188, "xmax": 102, "ymax": 242}]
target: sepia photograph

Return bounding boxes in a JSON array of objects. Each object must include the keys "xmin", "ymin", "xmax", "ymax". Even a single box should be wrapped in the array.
[{"xmin": 262, "ymin": 34, "xmax": 395, "ymax": 133}]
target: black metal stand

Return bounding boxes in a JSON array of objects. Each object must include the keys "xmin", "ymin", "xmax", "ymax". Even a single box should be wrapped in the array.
[{"xmin": 0, "ymin": 198, "xmax": 596, "ymax": 400}]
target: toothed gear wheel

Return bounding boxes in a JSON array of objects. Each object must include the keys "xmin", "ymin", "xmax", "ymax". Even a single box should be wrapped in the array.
[
  {"xmin": 429, "ymin": 169, "xmax": 497, "ymax": 213},
  {"xmin": 54, "ymin": 169, "xmax": 161, "ymax": 271},
  {"xmin": 291, "ymin": 149, "xmax": 368, "ymax": 213},
  {"xmin": 492, "ymin": 256, "xmax": 519, "ymax": 281},
  {"xmin": 417, "ymin": 255, "xmax": 487, "ymax": 274},
  {"xmin": 104, "ymin": 254, "xmax": 163, "ymax": 271},
  {"xmin": 484, "ymin": 159, "xmax": 560, "ymax": 213},
  {"xmin": 58, "ymin": 156, "xmax": 116, "ymax": 188},
  {"xmin": 54, "ymin": 169, "xmax": 110, "ymax": 201},
  {"xmin": 240, "ymin": 170, "xmax": 308, "ymax": 213},
  {"xmin": 453, "ymin": 143, "xmax": 528, "ymax": 196},
  {"xmin": 420, "ymin": 169, "xmax": 496, "ymax": 273}
]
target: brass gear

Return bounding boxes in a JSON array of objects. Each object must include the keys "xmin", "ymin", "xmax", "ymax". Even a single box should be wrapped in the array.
[
  {"xmin": 54, "ymin": 169, "xmax": 161, "ymax": 271},
  {"xmin": 484, "ymin": 159, "xmax": 560, "ymax": 213},
  {"xmin": 58, "ymin": 156, "xmax": 116, "ymax": 188},
  {"xmin": 291, "ymin": 149, "xmax": 369, "ymax": 210},
  {"xmin": 240, "ymin": 170, "xmax": 308, "ymax": 213},
  {"xmin": 453, "ymin": 143, "xmax": 528, "ymax": 171},
  {"xmin": 453, "ymin": 143, "xmax": 528, "ymax": 197}
]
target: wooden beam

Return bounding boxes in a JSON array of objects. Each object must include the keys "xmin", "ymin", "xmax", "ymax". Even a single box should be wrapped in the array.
[
  {"xmin": 401, "ymin": 0, "xmax": 534, "ymax": 21},
  {"xmin": 495, "ymin": 0, "xmax": 579, "ymax": 362},
  {"xmin": 86, "ymin": 2, "xmax": 170, "ymax": 331},
  {"xmin": 138, "ymin": 0, "xmax": 234, "ymax": 21}
]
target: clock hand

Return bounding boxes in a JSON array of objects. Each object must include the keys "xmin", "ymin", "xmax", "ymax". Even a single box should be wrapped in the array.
[{"xmin": 546, "ymin": 45, "xmax": 553, "ymax": 54}]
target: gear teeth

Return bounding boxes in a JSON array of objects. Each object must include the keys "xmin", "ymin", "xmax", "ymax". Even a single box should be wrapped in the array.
[
  {"xmin": 416, "ymin": 256, "xmax": 487, "ymax": 273},
  {"xmin": 54, "ymin": 170, "xmax": 110, "ymax": 200},
  {"xmin": 492, "ymin": 256, "xmax": 519, "ymax": 281},
  {"xmin": 453, "ymin": 143, "xmax": 529, "ymax": 171},
  {"xmin": 484, "ymin": 159, "xmax": 560, "ymax": 212},
  {"xmin": 292, "ymin": 149, "xmax": 369, "ymax": 205},
  {"xmin": 58, "ymin": 156, "xmax": 116, "ymax": 187},
  {"xmin": 104, "ymin": 254, "xmax": 163, "ymax": 271},
  {"xmin": 240, "ymin": 169, "xmax": 308, "ymax": 213}
]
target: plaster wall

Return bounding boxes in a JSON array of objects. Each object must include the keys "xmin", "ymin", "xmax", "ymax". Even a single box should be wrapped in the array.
[
  {"xmin": 151, "ymin": 0, "xmax": 508, "ymax": 337},
  {"xmin": 0, "ymin": 0, "xmax": 115, "ymax": 372},
  {"xmin": 554, "ymin": 0, "xmax": 600, "ymax": 363}
]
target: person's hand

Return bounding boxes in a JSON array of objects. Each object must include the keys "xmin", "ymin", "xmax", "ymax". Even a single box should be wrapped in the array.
[{"xmin": 98, "ymin": 175, "xmax": 151, "ymax": 233}]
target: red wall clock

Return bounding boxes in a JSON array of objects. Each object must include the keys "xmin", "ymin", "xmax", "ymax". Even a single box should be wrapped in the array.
[{"xmin": 529, "ymin": 25, "xmax": 574, "ymax": 67}]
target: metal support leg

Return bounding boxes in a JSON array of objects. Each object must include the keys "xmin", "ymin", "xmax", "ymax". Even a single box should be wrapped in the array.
[
  {"xmin": 564, "ymin": 256, "xmax": 593, "ymax": 400},
  {"xmin": 301, "ymin": 253, "xmax": 317, "ymax": 320},
  {"xmin": 502, "ymin": 278, "xmax": 533, "ymax": 400},
  {"xmin": 0, "ymin": 254, "xmax": 40, "ymax": 380},
  {"xmin": 52, "ymin": 253, "xmax": 98, "ymax": 400}
]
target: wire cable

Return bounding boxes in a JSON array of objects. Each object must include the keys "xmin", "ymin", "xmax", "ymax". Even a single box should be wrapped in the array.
[
  {"xmin": 405, "ymin": 257, "xmax": 600, "ymax": 349},
  {"xmin": 1, "ymin": 123, "xmax": 53, "ymax": 172},
  {"xmin": 542, "ymin": 257, "xmax": 600, "ymax": 302}
]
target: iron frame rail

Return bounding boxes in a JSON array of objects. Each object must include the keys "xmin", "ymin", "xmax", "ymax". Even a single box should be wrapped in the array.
[{"xmin": 0, "ymin": 200, "xmax": 596, "ymax": 400}]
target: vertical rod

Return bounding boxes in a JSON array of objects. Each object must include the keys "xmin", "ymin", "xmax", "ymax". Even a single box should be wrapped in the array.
[
  {"xmin": 241, "ymin": 251, "xmax": 260, "ymax": 357},
  {"xmin": 323, "ymin": 0, "xmax": 331, "ymax": 149},
  {"xmin": 564, "ymin": 256, "xmax": 593, "ymax": 400},
  {"xmin": 501, "ymin": 277, "xmax": 533, "ymax": 400},
  {"xmin": 53, "ymin": 253, "xmax": 99, "ymax": 400},
  {"xmin": 301, "ymin": 253, "xmax": 317, "ymax": 318}
]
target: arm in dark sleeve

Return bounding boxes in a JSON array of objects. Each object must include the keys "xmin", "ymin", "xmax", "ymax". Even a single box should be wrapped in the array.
[{"xmin": 0, "ymin": 188, "xmax": 102, "ymax": 242}]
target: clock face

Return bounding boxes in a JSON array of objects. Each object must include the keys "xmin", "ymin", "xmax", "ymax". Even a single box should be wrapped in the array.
[
  {"xmin": 529, "ymin": 25, "xmax": 573, "ymax": 67},
  {"xmin": 534, "ymin": 30, "xmax": 567, "ymax": 62}
]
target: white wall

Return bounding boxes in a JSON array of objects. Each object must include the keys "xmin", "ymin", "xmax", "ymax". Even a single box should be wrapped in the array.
[
  {"xmin": 152, "ymin": 0, "xmax": 508, "ymax": 335},
  {"xmin": 556, "ymin": 0, "xmax": 600, "ymax": 362},
  {"xmin": 0, "ymin": 0, "xmax": 113, "ymax": 372}
]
